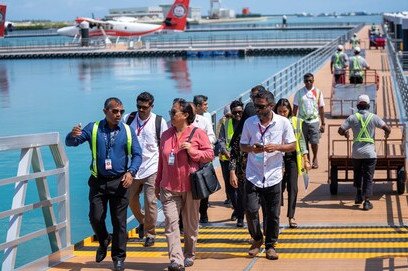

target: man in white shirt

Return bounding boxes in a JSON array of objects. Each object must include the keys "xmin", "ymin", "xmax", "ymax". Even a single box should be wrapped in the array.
[
  {"xmin": 193, "ymin": 95, "xmax": 213, "ymax": 124},
  {"xmin": 124, "ymin": 92, "xmax": 168, "ymax": 247},
  {"xmin": 189, "ymin": 101, "xmax": 216, "ymax": 224},
  {"xmin": 240, "ymin": 90, "xmax": 296, "ymax": 260},
  {"xmin": 293, "ymin": 73, "xmax": 325, "ymax": 169}
]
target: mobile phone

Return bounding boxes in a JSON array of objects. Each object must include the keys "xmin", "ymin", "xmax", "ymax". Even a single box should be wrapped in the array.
[{"xmin": 254, "ymin": 143, "xmax": 263, "ymax": 148}]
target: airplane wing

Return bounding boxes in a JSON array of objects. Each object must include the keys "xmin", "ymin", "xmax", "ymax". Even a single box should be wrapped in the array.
[{"xmin": 75, "ymin": 17, "xmax": 111, "ymax": 26}]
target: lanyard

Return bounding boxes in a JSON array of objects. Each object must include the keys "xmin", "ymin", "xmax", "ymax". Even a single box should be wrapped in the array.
[
  {"xmin": 136, "ymin": 114, "xmax": 151, "ymax": 136},
  {"xmin": 103, "ymin": 128, "xmax": 119, "ymax": 159},
  {"xmin": 257, "ymin": 123, "xmax": 272, "ymax": 142}
]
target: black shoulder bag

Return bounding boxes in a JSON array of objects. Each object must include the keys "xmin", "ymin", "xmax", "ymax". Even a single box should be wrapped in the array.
[{"xmin": 187, "ymin": 127, "xmax": 221, "ymax": 200}]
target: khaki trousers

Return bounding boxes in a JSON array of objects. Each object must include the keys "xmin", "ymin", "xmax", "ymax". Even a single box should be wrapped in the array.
[
  {"xmin": 160, "ymin": 188, "xmax": 200, "ymax": 265},
  {"xmin": 128, "ymin": 173, "xmax": 158, "ymax": 237}
]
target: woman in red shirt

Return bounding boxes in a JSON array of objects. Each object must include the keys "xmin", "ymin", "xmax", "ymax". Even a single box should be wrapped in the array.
[{"xmin": 155, "ymin": 98, "xmax": 214, "ymax": 271}]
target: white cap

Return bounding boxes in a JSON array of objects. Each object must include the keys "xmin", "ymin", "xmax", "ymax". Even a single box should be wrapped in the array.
[
  {"xmin": 354, "ymin": 46, "xmax": 361, "ymax": 53},
  {"xmin": 337, "ymin": 45, "xmax": 344, "ymax": 51},
  {"xmin": 358, "ymin": 94, "xmax": 370, "ymax": 104}
]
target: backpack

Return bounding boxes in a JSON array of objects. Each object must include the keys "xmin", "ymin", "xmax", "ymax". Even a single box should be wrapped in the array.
[{"xmin": 126, "ymin": 111, "xmax": 162, "ymax": 147}]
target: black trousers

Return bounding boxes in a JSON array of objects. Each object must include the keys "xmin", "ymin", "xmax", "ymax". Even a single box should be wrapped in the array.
[
  {"xmin": 282, "ymin": 154, "xmax": 298, "ymax": 219},
  {"xmin": 199, "ymin": 197, "xmax": 209, "ymax": 219},
  {"xmin": 220, "ymin": 160, "xmax": 239, "ymax": 213},
  {"xmin": 88, "ymin": 175, "xmax": 129, "ymax": 261},
  {"xmin": 245, "ymin": 181, "xmax": 281, "ymax": 249},
  {"xmin": 352, "ymin": 158, "xmax": 377, "ymax": 199},
  {"xmin": 350, "ymin": 75, "xmax": 363, "ymax": 84}
]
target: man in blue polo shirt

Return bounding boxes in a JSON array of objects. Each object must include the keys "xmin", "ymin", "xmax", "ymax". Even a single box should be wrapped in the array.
[{"xmin": 66, "ymin": 97, "xmax": 142, "ymax": 271}]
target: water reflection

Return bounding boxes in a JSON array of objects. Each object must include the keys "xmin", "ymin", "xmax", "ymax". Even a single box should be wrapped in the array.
[
  {"xmin": 77, "ymin": 58, "xmax": 192, "ymax": 94},
  {"xmin": 163, "ymin": 58, "xmax": 191, "ymax": 93},
  {"xmin": 0, "ymin": 65, "xmax": 9, "ymax": 108}
]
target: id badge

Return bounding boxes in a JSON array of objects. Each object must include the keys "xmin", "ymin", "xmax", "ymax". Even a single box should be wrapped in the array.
[
  {"xmin": 254, "ymin": 153, "xmax": 263, "ymax": 163},
  {"xmin": 168, "ymin": 152, "xmax": 175, "ymax": 165},
  {"xmin": 105, "ymin": 159, "xmax": 112, "ymax": 170}
]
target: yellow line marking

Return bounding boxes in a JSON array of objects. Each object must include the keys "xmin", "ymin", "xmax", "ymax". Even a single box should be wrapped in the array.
[
  {"xmin": 276, "ymin": 242, "xmax": 408, "ymax": 248},
  {"xmin": 279, "ymin": 233, "xmax": 408, "ymax": 239}
]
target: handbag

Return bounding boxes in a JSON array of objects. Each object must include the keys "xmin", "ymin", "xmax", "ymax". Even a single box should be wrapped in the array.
[{"xmin": 187, "ymin": 127, "xmax": 221, "ymax": 200}]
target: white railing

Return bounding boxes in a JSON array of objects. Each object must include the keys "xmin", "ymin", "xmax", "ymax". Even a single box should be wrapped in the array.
[
  {"xmin": 210, "ymin": 24, "xmax": 364, "ymax": 125},
  {"xmin": 0, "ymin": 133, "xmax": 71, "ymax": 271}
]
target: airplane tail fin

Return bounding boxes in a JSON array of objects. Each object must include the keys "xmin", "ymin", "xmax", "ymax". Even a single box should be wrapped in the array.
[
  {"xmin": 162, "ymin": 0, "xmax": 189, "ymax": 31},
  {"xmin": 0, "ymin": 4, "xmax": 6, "ymax": 38}
]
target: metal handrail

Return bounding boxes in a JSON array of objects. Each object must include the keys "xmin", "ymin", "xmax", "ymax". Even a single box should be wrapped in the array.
[
  {"xmin": 0, "ymin": 133, "xmax": 71, "ymax": 271},
  {"xmin": 210, "ymin": 24, "xmax": 364, "ymax": 122},
  {"xmin": 385, "ymin": 31, "xmax": 408, "ymax": 119}
]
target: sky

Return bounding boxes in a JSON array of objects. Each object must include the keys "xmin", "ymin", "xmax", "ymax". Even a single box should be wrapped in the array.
[{"xmin": 2, "ymin": 0, "xmax": 408, "ymax": 21}]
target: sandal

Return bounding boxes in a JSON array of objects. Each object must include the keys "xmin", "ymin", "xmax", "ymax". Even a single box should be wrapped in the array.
[
  {"xmin": 312, "ymin": 161, "xmax": 319, "ymax": 169},
  {"xmin": 289, "ymin": 218, "xmax": 298, "ymax": 228}
]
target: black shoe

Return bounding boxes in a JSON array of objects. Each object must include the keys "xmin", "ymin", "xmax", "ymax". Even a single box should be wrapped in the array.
[
  {"xmin": 363, "ymin": 200, "xmax": 373, "ymax": 210},
  {"xmin": 168, "ymin": 261, "xmax": 185, "ymax": 271},
  {"xmin": 113, "ymin": 260, "xmax": 125, "ymax": 271},
  {"xmin": 236, "ymin": 219, "xmax": 244, "ymax": 228},
  {"xmin": 231, "ymin": 212, "xmax": 237, "ymax": 221},
  {"xmin": 95, "ymin": 234, "xmax": 112, "ymax": 263},
  {"xmin": 137, "ymin": 223, "xmax": 144, "ymax": 239},
  {"xmin": 144, "ymin": 236, "xmax": 155, "ymax": 247},
  {"xmin": 199, "ymin": 217, "xmax": 208, "ymax": 224},
  {"xmin": 223, "ymin": 199, "xmax": 231, "ymax": 205},
  {"xmin": 355, "ymin": 191, "xmax": 363, "ymax": 204}
]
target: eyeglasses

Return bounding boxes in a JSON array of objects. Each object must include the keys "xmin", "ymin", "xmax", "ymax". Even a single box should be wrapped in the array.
[
  {"xmin": 232, "ymin": 110, "xmax": 243, "ymax": 115},
  {"xmin": 137, "ymin": 104, "xmax": 151, "ymax": 110},
  {"xmin": 304, "ymin": 79, "xmax": 314, "ymax": 83},
  {"xmin": 110, "ymin": 109, "xmax": 125, "ymax": 115},
  {"xmin": 169, "ymin": 109, "xmax": 182, "ymax": 117},
  {"xmin": 254, "ymin": 104, "xmax": 268, "ymax": 110}
]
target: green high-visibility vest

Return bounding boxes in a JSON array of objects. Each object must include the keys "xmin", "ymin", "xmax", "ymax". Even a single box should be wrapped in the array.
[
  {"xmin": 354, "ymin": 112, "xmax": 374, "ymax": 144},
  {"xmin": 291, "ymin": 116, "xmax": 305, "ymax": 175},
  {"xmin": 219, "ymin": 118, "xmax": 234, "ymax": 161},
  {"xmin": 91, "ymin": 121, "xmax": 132, "ymax": 177},
  {"xmin": 351, "ymin": 56, "xmax": 364, "ymax": 77},
  {"xmin": 334, "ymin": 52, "xmax": 343, "ymax": 69}
]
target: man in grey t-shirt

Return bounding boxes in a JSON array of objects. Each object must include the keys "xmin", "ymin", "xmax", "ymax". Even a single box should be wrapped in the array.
[{"xmin": 338, "ymin": 95, "xmax": 390, "ymax": 211}]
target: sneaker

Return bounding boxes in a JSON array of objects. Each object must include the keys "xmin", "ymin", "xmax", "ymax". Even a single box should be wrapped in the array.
[
  {"xmin": 355, "ymin": 194, "xmax": 363, "ymax": 204},
  {"xmin": 363, "ymin": 200, "xmax": 373, "ymax": 210},
  {"xmin": 144, "ymin": 236, "xmax": 155, "ymax": 247},
  {"xmin": 230, "ymin": 211, "xmax": 237, "ymax": 221},
  {"xmin": 248, "ymin": 238, "xmax": 263, "ymax": 257},
  {"xmin": 289, "ymin": 218, "xmax": 298, "ymax": 228},
  {"xmin": 265, "ymin": 247, "xmax": 279, "ymax": 260},
  {"xmin": 168, "ymin": 261, "xmax": 185, "ymax": 271},
  {"xmin": 137, "ymin": 223, "xmax": 144, "ymax": 239},
  {"xmin": 199, "ymin": 217, "xmax": 208, "ymax": 224},
  {"xmin": 184, "ymin": 257, "xmax": 194, "ymax": 267},
  {"xmin": 236, "ymin": 219, "xmax": 244, "ymax": 228}
]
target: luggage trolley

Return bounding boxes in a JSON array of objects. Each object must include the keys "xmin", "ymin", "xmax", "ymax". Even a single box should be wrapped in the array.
[{"xmin": 328, "ymin": 123, "xmax": 406, "ymax": 195}]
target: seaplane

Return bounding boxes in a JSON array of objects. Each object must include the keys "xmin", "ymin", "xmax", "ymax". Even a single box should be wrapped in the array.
[
  {"xmin": 0, "ymin": 3, "xmax": 7, "ymax": 38},
  {"xmin": 57, "ymin": 0, "xmax": 189, "ymax": 45}
]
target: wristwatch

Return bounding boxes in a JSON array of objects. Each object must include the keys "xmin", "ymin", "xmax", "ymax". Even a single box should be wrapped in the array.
[{"xmin": 127, "ymin": 169, "xmax": 136, "ymax": 177}]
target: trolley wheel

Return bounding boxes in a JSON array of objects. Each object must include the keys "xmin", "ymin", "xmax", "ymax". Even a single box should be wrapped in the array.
[
  {"xmin": 397, "ymin": 167, "xmax": 406, "ymax": 195},
  {"xmin": 330, "ymin": 165, "xmax": 338, "ymax": 195}
]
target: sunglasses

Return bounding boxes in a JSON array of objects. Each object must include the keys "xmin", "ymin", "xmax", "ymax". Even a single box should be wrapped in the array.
[
  {"xmin": 169, "ymin": 109, "xmax": 182, "ymax": 116},
  {"xmin": 110, "ymin": 109, "xmax": 125, "ymax": 115},
  {"xmin": 304, "ymin": 79, "xmax": 314, "ymax": 83},
  {"xmin": 254, "ymin": 104, "xmax": 268, "ymax": 110},
  {"xmin": 137, "ymin": 104, "xmax": 151, "ymax": 110},
  {"xmin": 232, "ymin": 110, "xmax": 243, "ymax": 115}
]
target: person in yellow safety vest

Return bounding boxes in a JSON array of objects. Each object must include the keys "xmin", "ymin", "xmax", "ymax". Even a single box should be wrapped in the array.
[
  {"xmin": 349, "ymin": 46, "xmax": 370, "ymax": 84},
  {"xmin": 349, "ymin": 33, "xmax": 360, "ymax": 50},
  {"xmin": 338, "ymin": 94, "xmax": 390, "ymax": 211},
  {"xmin": 65, "ymin": 97, "xmax": 142, "ymax": 271},
  {"xmin": 330, "ymin": 44, "xmax": 349, "ymax": 84},
  {"xmin": 274, "ymin": 98, "xmax": 311, "ymax": 228},
  {"xmin": 218, "ymin": 100, "xmax": 244, "ymax": 224}
]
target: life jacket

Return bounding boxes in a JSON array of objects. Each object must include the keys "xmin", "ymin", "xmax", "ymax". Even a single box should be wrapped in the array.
[
  {"xmin": 354, "ymin": 112, "xmax": 374, "ymax": 144},
  {"xmin": 219, "ymin": 118, "xmax": 235, "ymax": 161},
  {"xmin": 91, "ymin": 121, "xmax": 132, "ymax": 177},
  {"xmin": 290, "ymin": 116, "xmax": 305, "ymax": 175}
]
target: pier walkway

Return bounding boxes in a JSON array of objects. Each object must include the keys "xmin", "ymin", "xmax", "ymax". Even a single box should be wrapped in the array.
[{"xmin": 43, "ymin": 25, "xmax": 408, "ymax": 271}]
